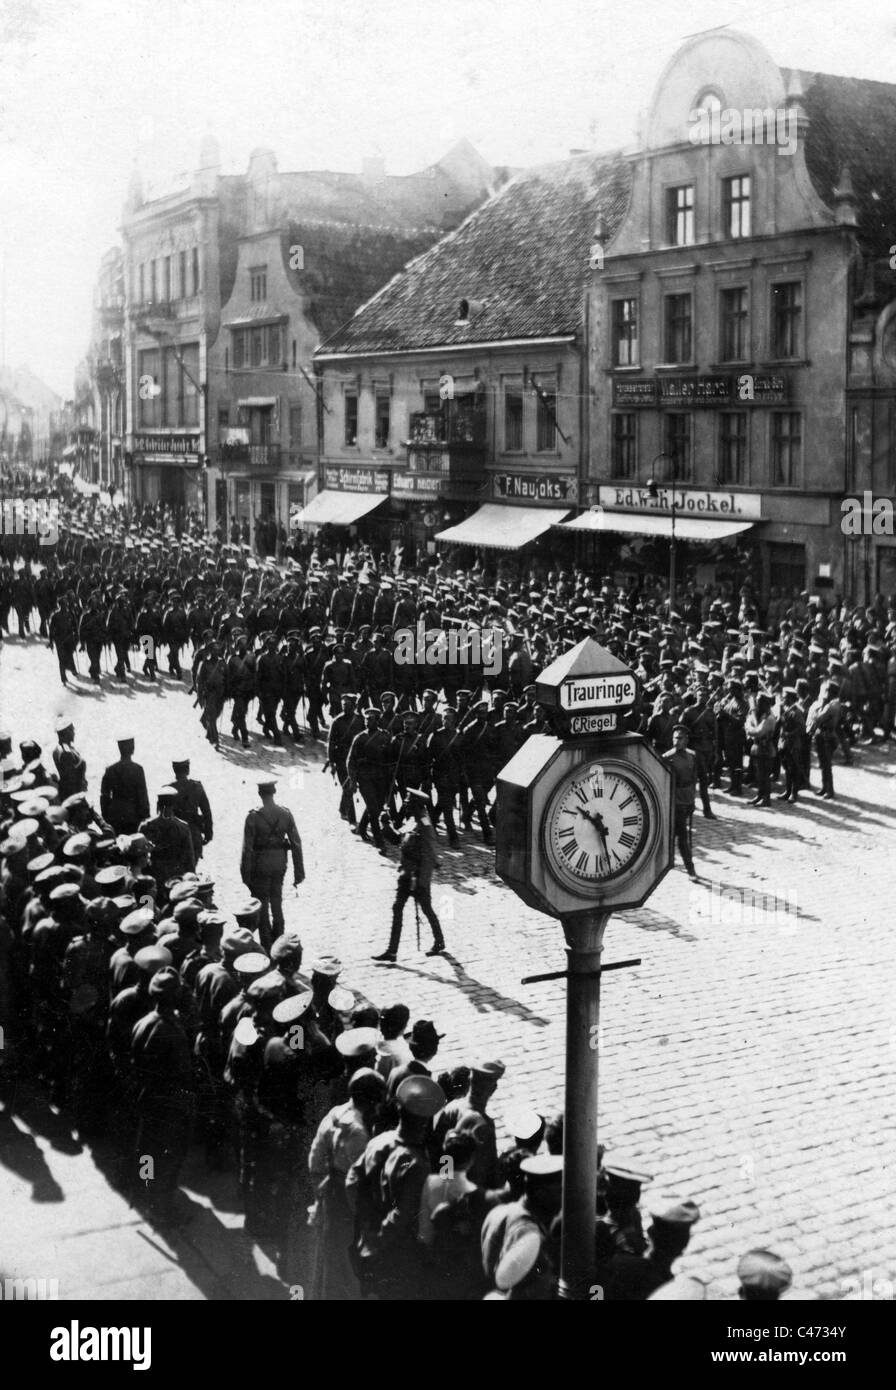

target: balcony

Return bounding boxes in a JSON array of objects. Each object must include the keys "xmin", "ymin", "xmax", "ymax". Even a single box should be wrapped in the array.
[
  {"xmin": 396, "ymin": 409, "xmax": 487, "ymax": 499},
  {"xmin": 219, "ymin": 442, "xmax": 281, "ymax": 469}
]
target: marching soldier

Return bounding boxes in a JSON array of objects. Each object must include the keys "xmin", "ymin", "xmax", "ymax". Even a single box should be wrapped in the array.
[
  {"xmin": 327, "ymin": 693, "xmax": 364, "ymax": 825},
  {"xmin": 240, "ymin": 780, "xmax": 305, "ymax": 952},
  {"xmin": 78, "ymin": 592, "xmax": 107, "ymax": 684},
  {"xmin": 47, "ymin": 594, "xmax": 79, "ymax": 685},
  {"xmin": 227, "ymin": 634, "xmax": 255, "ymax": 748},
  {"xmin": 304, "ymin": 628, "xmax": 329, "ymax": 739},
  {"xmin": 280, "ymin": 632, "xmax": 306, "ymax": 743},
  {"xmin": 428, "ymin": 707, "xmax": 462, "ymax": 846},
  {"xmin": 139, "ymin": 786, "xmax": 197, "ymax": 896},
  {"xmin": 347, "ymin": 707, "xmax": 391, "ymax": 850},
  {"xmin": 256, "ymin": 632, "xmax": 285, "ymax": 745},
  {"xmin": 372, "ymin": 788, "xmax": 446, "ymax": 961}
]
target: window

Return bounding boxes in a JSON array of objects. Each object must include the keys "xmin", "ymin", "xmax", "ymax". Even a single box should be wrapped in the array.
[
  {"xmin": 218, "ymin": 407, "xmax": 230, "ymax": 433},
  {"xmin": 250, "ymin": 266, "xmax": 267, "ymax": 302},
  {"xmin": 664, "ymin": 413, "xmax": 692, "ymax": 480},
  {"xmin": 138, "ymin": 348, "xmax": 161, "ymax": 427},
  {"xmin": 612, "ymin": 298, "xmax": 639, "ymax": 367},
  {"xmin": 771, "ymin": 411, "xmax": 802, "ymax": 486},
  {"xmin": 191, "ymin": 247, "xmax": 200, "ymax": 296},
  {"xmin": 289, "ymin": 405, "xmax": 302, "ymax": 448},
  {"xmin": 664, "ymin": 294, "xmax": 692, "ymax": 364},
  {"xmin": 179, "ymin": 250, "xmax": 187, "ymax": 299},
  {"xmin": 162, "ymin": 347, "xmax": 180, "ymax": 427},
  {"xmin": 723, "ymin": 175, "xmax": 751, "ymax": 238},
  {"xmin": 291, "ymin": 338, "xmax": 297, "ymax": 368},
  {"xmin": 768, "ymin": 541, "xmax": 806, "ymax": 594},
  {"xmin": 138, "ymin": 264, "xmax": 145, "ymax": 304},
  {"xmin": 344, "ymin": 392, "xmax": 358, "ymax": 446},
  {"xmin": 233, "ymin": 330, "xmax": 245, "ymax": 370},
  {"xmin": 180, "ymin": 344, "xmax": 200, "ymax": 427},
  {"xmin": 267, "ymin": 324, "xmax": 281, "ymax": 366},
  {"xmin": 163, "ymin": 256, "xmax": 172, "ymax": 302},
  {"xmin": 771, "ymin": 281, "xmax": 802, "ymax": 358},
  {"xmin": 250, "ymin": 329, "xmax": 263, "ymax": 368},
  {"xmin": 149, "ymin": 259, "xmax": 157, "ymax": 303},
  {"xmin": 720, "ymin": 287, "xmax": 749, "ymax": 362},
  {"xmin": 535, "ymin": 387, "xmax": 557, "ymax": 452},
  {"xmin": 456, "ymin": 298, "xmax": 469, "ymax": 322},
  {"xmin": 611, "ymin": 413, "xmax": 637, "ymax": 478},
  {"xmin": 375, "ymin": 391, "xmax": 391, "ymax": 448},
  {"xmin": 504, "ymin": 387, "xmax": 523, "ymax": 451},
  {"xmin": 666, "ymin": 185, "xmax": 694, "ymax": 246},
  {"xmin": 719, "ymin": 412, "xmax": 747, "ymax": 484}
]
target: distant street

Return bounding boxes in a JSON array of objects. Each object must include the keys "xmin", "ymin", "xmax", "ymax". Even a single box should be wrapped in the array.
[{"xmin": 1, "ymin": 632, "xmax": 895, "ymax": 1299}]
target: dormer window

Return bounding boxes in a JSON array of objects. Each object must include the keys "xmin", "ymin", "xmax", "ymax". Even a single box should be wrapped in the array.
[
  {"xmin": 250, "ymin": 266, "xmax": 267, "ymax": 302},
  {"xmin": 456, "ymin": 298, "xmax": 470, "ymax": 324}
]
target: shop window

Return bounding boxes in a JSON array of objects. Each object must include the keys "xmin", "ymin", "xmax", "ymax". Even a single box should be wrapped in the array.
[
  {"xmin": 771, "ymin": 282, "xmax": 802, "ymax": 359},
  {"xmin": 375, "ymin": 390, "xmax": 391, "ymax": 448},
  {"xmin": 720, "ymin": 287, "xmax": 748, "ymax": 362},
  {"xmin": 723, "ymin": 175, "xmax": 751, "ymax": 238},
  {"xmin": 666, "ymin": 185, "xmax": 694, "ymax": 246},
  {"xmin": 344, "ymin": 392, "xmax": 358, "ymax": 446},
  {"xmin": 768, "ymin": 542, "xmax": 806, "ymax": 595},
  {"xmin": 719, "ymin": 412, "xmax": 747, "ymax": 484},
  {"xmin": 664, "ymin": 412, "xmax": 692, "ymax": 481},
  {"xmin": 664, "ymin": 294, "xmax": 692, "ymax": 364},
  {"xmin": 504, "ymin": 387, "xmax": 523, "ymax": 451},
  {"xmin": 611, "ymin": 413, "xmax": 637, "ymax": 478},
  {"xmin": 138, "ymin": 348, "xmax": 161, "ymax": 427},
  {"xmin": 771, "ymin": 411, "xmax": 802, "ymax": 486},
  {"xmin": 612, "ymin": 298, "xmax": 639, "ymax": 366}
]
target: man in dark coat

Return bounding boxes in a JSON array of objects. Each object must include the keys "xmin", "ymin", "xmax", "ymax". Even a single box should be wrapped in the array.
[
  {"xmin": 169, "ymin": 758, "xmax": 213, "ymax": 861},
  {"xmin": 372, "ymin": 790, "xmax": 446, "ymax": 961},
  {"xmin": 100, "ymin": 737, "xmax": 150, "ymax": 835},
  {"xmin": 240, "ymin": 780, "xmax": 305, "ymax": 952},
  {"xmin": 130, "ymin": 966, "xmax": 196, "ymax": 1224},
  {"xmin": 139, "ymin": 786, "xmax": 197, "ymax": 895}
]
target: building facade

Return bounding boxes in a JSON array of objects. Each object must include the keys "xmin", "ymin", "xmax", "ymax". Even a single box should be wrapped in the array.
[{"xmin": 588, "ymin": 29, "xmax": 896, "ymax": 604}]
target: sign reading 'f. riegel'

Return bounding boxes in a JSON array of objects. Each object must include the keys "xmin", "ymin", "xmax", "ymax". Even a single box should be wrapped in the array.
[{"xmin": 559, "ymin": 674, "xmax": 637, "ymax": 710}]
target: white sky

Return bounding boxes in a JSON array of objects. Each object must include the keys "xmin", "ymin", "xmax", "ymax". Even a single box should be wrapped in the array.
[{"xmin": 1, "ymin": 0, "xmax": 894, "ymax": 398}]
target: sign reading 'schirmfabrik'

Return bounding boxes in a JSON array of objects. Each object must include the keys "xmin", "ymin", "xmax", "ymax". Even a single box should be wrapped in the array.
[{"xmin": 325, "ymin": 467, "xmax": 390, "ymax": 494}]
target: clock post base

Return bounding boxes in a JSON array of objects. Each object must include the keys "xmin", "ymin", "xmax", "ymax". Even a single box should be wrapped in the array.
[{"xmin": 556, "ymin": 909, "xmax": 610, "ymax": 1301}]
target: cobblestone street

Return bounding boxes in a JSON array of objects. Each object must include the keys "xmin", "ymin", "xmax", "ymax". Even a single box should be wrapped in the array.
[{"xmin": 1, "ymin": 635, "xmax": 894, "ymax": 1300}]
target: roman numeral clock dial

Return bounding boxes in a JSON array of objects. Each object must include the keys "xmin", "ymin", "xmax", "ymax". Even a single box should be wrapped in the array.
[{"xmin": 544, "ymin": 761, "xmax": 650, "ymax": 891}]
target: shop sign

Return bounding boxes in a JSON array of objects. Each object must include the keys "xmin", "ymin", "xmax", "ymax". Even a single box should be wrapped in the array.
[
  {"xmin": 325, "ymin": 466, "xmax": 390, "ymax": 494},
  {"xmin": 597, "ymin": 485, "xmax": 762, "ymax": 520},
  {"xmin": 392, "ymin": 472, "xmax": 443, "ymax": 498},
  {"xmin": 613, "ymin": 373, "xmax": 788, "ymax": 408},
  {"xmin": 492, "ymin": 472, "xmax": 577, "ymax": 503},
  {"xmin": 133, "ymin": 433, "xmax": 200, "ymax": 456}
]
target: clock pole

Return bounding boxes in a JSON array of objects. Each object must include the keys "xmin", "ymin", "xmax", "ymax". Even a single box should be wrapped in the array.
[{"xmin": 557, "ymin": 907, "xmax": 609, "ymax": 1301}]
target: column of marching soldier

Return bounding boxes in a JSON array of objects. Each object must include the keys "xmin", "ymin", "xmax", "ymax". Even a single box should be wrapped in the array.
[{"xmin": 0, "ymin": 718, "xmax": 805, "ymax": 1300}]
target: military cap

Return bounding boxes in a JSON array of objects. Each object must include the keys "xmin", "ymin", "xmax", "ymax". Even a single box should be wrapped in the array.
[
  {"xmin": 307, "ymin": 626, "xmax": 322, "ymax": 637},
  {"xmin": 168, "ymin": 878, "xmax": 203, "ymax": 903},
  {"xmin": 247, "ymin": 972, "xmax": 286, "ymax": 1005},
  {"xmin": 309, "ymin": 954, "xmax": 342, "ymax": 979},
  {"xmin": 649, "ymin": 1196, "xmax": 701, "ymax": 1227},
  {"xmin": 61, "ymin": 792, "xmax": 90, "ymax": 813},
  {"xmin": 233, "ymin": 897, "xmax": 262, "ymax": 922},
  {"xmin": 328, "ymin": 985, "xmax": 355, "ymax": 1013},
  {"xmin": 494, "ymin": 1229, "xmax": 542, "ymax": 1293},
  {"xmin": 257, "ymin": 780, "xmax": 277, "ymax": 794},
  {"xmin": 271, "ymin": 991, "xmax": 315, "ymax": 1026},
  {"xmin": 520, "ymin": 1154, "xmax": 564, "ymax": 1182},
  {"xmin": 135, "ymin": 944, "xmax": 174, "ymax": 973},
  {"xmin": 117, "ymin": 833, "xmax": 150, "ymax": 858},
  {"xmin": 19, "ymin": 740, "xmax": 42, "ymax": 761},
  {"xmin": 13, "ymin": 818, "xmax": 40, "ymax": 842},
  {"xmin": 737, "ymin": 1249, "xmax": 792, "ymax": 1295},
  {"xmin": 112, "ymin": 894, "xmax": 137, "ymax": 913},
  {"xmin": 380, "ymin": 1002, "xmax": 410, "ymax": 1035},
  {"xmin": 148, "ymin": 966, "xmax": 180, "ymax": 1001},
  {"xmin": 603, "ymin": 1154, "xmax": 653, "ymax": 1184},
  {"xmin": 783, "ymin": 686, "xmax": 798, "ymax": 699},
  {"xmin": 648, "ymin": 1275, "xmax": 707, "ymax": 1301},
  {"xmin": 85, "ymin": 896, "xmax": 118, "ymax": 926},
  {"xmin": 348, "ymin": 1067, "xmax": 386, "ymax": 1102},
  {"xmin": 15, "ymin": 796, "xmax": 49, "ymax": 820},
  {"xmin": 381, "ymin": 691, "xmax": 397, "ymax": 701},
  {"xmin": 55, "ymin": 716, "xmax": 75, "ymax": 734},
  {"xmin": 221, "ymin": 925, "xmax": 256, "ymax": 956},
  {"xmin": 171, "ymin": 759, "xmax": 190, "ymax": 773},
  {"xmin": 27, "ymin": 851, "xmax": 56, "ymax": 877},
  {"xmin": 335, "ymin": 1026, "xmax": 380, "ymax": 1057},
  {"xmin": 155, "ymin": 785, "xmax": 179, "ymax": 803},
  {"xmin": 116, "ymin": 737, "xmax": 135, "ymax": 749},
  {"xmin": 270, "ymin": 936, "xmax": 301, "ymax": 964},
  {"xmin": 504, "ymin": 1107, "xmax": 544, "ymax": 1143},
  {"xmin": 50, "ymin": 882, "xmax": 82, "ymax": 905},
  {"xmin": 62, "ymin": 832, "xmax": 93, "ymax": 859},
  {"xmin": 472, "ymin": 1059, "xmax": 506, "ymax": 1079},
  {"xmin": 95, "ymin": 865, "xmax": 128, "ymax": 888},
  {"xmin": 173, "ymin": 899, "xmax": 204, "ymax": 928},
  {"xmin": 120, "ymin": 906, "xmax": 155, "ymax": 936},
  {"xmin": 395, "ymin": 1075, "xmax": 446, "ymax": 1117},
  {"xmin": 233, "ymin": 951, "xmax": 271, "ymax": 979}
]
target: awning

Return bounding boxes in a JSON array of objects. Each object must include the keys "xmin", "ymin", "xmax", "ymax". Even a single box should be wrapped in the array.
[
  {"xmin": 557, "ymin": 510, "xmax": 755, "ymax": 541},
  {"xmin": 61, "ymin": 444, "xmax": 79, "ymax": 458},
  {"xmin": 435, "ymin": 503, "xmax": 571, "ymax": 550},
  {"xmin": 237, "ymin": 397, "xmax": 278, "ymax": 409},
  {"xmin": 295, "ymin": 489, "xmax": 386, "ymax": 527}
]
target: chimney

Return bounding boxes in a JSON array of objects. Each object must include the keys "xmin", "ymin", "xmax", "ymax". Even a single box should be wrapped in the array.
[{"xmin": 832, "ymin": 164, "xmax": 859, "ymax": 228}]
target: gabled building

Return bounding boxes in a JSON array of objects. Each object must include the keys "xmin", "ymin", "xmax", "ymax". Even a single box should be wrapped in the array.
[
  {"xmin": 585, "ymin": 29, "xmax": 896, "ymax": 603},
  {"xmin": 312, "ymin": 153, "xmax": 630, "ymax": 560}
]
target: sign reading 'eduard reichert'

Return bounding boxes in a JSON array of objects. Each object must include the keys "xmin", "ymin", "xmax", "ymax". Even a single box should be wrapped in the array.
[{"xmin": 598, "ymin": 486, "xmax": 763, "ymax": 520}]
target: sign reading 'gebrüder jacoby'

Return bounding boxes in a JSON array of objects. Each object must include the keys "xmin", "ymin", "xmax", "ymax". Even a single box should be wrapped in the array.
[{"xmin": 133, "ymin": 433, "xmax": 200, "ymax": 456}]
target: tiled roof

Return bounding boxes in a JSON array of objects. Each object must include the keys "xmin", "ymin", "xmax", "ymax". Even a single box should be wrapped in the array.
[
  {"xmin": 802, "ymin": 71, "xmax": 896, "ymax": 254},
  {"xmin": 315, "ymin": 152, "xmax": 632, "ymax": 356}
]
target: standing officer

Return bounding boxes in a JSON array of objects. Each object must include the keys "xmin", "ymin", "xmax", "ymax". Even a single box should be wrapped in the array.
[
  {"xmin": 807, "ymin": 679, "xmax": 841, "ymax": 799},
  {"xmin": 52, "ymin": 717, "xmax": 87, "ymax": 801},
  {"xmin": 240, "ymin": 780, "xmax": 305, "ymax": 952},
  {"xmin": 139, "ymin": 787, "xmax": 197, "ymax": 896},
  {"xmin": 663, "ymin": 724, "xmax": 699, "ymax": 881},
  {"xmin": 778, "ymin": 688, "xmax": 806, "ymax": 802},
  {"xmin": 327, "ymin": 693, "xmax": 363, "ymax": 825},
  {"xmin": 100, "ymin": 737, "xmax": 150, "ymax": 836},
  {"xmin": 372, "ymin": 789, "xmax": 446, "ymax": 962},
  {"xmin": 47, "ymin": 594, "xmax": 79, "ymax": 685},
  {"xmin": 169, "ymin": 758, "xmax": 214, "ymax": 862}
]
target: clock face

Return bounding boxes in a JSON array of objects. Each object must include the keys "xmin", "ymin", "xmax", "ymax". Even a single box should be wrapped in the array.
[{"xmin": 543, "ymin": 760, "xmax": 652, "ymax": 890}]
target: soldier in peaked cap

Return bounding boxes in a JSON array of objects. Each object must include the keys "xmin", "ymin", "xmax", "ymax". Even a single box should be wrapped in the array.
[
  {"xmin": 432, "ymin": 1060, "xmax": 506, "ymax": 1190},
  {"xmin": 737, "ymin": 1248, "xmax": 793, "ymax": 1300},
  {"xmin": 597, "ymin": 1195, "xmax": 701, "ymax": 1301},
  {"xmin": 100, "ymin": 737, "xmax": 150, "ymax": 836},
  {"xmin": 130, "ymin": 966, "xmax": 196, "ymax": 1224},
  {"xmin": 240, "ymin": 781, "xmax": 305, "ymax": 952},
  {"xmin": 600, "ymin": 1154, "xmax": 654, "ymax": 1257},
  {"xmin": 139, "ymin": 787, "xmax": 196, "ymax": 897},
  {"xmin": 52, "ymin": 717, "xmax": 87, "ymax": 802},
  {"xmin": 169, "ymin": 758, "xmax": 213, "ymax": 862},
  {"xmin": 481, "ymin": 1153, "xmax": 563, "ymax": 1289},
  {"xmin": 372, "ymin": 788, "xmax": 446, "ymax": 962},
  {"xmin": 346, "ymin": 1074, "xmax": 445, "ymax": 1299}
]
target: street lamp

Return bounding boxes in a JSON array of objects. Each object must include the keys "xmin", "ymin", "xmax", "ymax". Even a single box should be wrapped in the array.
[{"xmin": 646, "ymin": 451, "xmax": 678, "ymax": 618}]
